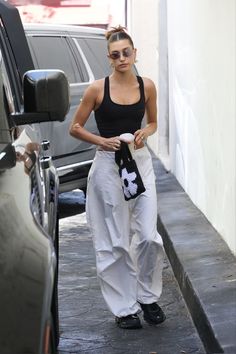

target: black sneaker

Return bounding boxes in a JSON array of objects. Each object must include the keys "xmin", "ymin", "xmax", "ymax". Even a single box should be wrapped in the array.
[
  {"xmin": 139, "ymin": 302, "xmax": 166, "ymax": 325},
  {"xmin": 115, "ymin": 314, "xmax": 142, "ymax": 329}
]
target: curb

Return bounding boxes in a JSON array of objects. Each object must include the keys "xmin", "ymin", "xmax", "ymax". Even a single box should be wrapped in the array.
[{"xmin": 154, "ymin": 158, "xmax": 236, "ymax": 354}]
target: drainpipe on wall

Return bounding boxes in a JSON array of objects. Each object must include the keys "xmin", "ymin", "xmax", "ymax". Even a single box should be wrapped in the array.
[
  {"xmin": 158, "ymin": 0, "xmax": 170, "ymax": 171},
  {"xmin": 124, "ymin": 0, "xmax": 127, "ymax": 27}
]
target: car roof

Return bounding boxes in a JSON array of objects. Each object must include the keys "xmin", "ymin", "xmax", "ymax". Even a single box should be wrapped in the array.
[{"xmin": 23, "ymin": 23, "xmax": 106, "ymax": 37}]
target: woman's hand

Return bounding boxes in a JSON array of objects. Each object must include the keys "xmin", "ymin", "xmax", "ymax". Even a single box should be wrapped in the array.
[
  {"xmin": 100, "ymin": 137, "xmax": 121, "ymax": 151},
  {"xmin": 134, "ymin": 129, "xmax": 146, "ymax": 148}
]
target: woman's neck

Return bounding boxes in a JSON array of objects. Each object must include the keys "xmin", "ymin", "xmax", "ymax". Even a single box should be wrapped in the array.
[{"xmin": 110, "ymin": 70, "xmax": 136, "ymax": 84}]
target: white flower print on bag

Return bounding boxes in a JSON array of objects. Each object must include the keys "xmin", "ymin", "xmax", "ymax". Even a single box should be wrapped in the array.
[
  {"xmin": 121, "ymin": 168, "xmax": 138, "ymax": 199},
  {"xmin": 115, "ymin": 141, "xmax": 146, "ymax": 201}
]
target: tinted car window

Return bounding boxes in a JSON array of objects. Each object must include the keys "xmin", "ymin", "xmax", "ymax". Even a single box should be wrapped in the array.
[
  {"xmin": 28, "ymin": 36, "xmax": 84, "ymax": 83},
  {"xmin": 76, "ymin": 37, "xmax": 111, "ymax": 79}
]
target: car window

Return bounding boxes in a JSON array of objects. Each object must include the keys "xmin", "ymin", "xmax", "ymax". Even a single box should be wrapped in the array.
[
  {"xmin": 27, "ymin": 36, "xmax": 84, "ymax": 84},
  {"xmin": 76, "ymin": 37, "xmax": 112, "ymax": 79}
]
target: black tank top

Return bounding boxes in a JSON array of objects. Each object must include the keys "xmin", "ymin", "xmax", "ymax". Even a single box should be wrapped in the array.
[{"xmin": 94, "ymin": 76, "xmax": 145, "ymax": 138}]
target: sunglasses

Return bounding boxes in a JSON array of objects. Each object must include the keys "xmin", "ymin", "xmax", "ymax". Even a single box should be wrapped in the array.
[{"xmin": 109, "ymin": 47, "xmax": 133, "ymax": 60}]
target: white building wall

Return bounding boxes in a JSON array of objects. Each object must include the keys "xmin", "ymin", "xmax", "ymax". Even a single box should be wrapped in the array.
[
  {"xmin": 127, "ymin": 0, "xmax": 235, "ymax": 253},
  {"xmin": 127, "ymin": 0, "xmax": 159, "ymax": 154},
  {"xmin": 167, "ymin": 0, "xmax": 236, "ymax": 253}
]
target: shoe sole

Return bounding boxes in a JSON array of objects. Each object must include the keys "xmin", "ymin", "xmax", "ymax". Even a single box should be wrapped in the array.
[
  {"xmin": 115, "ymin": 317, "xmax": 142, "ymax": 329},
  {"xmin": 143, "ymin": 314, "xmax": 166, "ymax": 325}
]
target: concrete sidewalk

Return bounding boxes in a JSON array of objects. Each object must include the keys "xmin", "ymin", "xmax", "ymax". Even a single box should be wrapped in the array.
[
  {"xmin": 154, "ymin": 158, "xmax": 236, "ymax": 354},
  {"xmin": 58, "ymin": 191, "xmax": 205, "ymax": 354}
]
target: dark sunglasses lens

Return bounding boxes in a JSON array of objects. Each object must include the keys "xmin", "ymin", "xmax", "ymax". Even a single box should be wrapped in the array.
[
  {"xmin": 123, "ymin": 48, "xmax": 133, "ymax": 57},
  {"xmin": 110, "ymin": 52, "xmax": 120, "ymax": 60}
]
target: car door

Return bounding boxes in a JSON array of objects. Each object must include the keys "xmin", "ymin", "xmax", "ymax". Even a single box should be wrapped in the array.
[{"xmin": 26, "ymin": 33, "xmax": 97, "ymax": 169}]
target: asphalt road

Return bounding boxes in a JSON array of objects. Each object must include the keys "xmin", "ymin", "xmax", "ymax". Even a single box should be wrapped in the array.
[{"xmin": 57, "ymin": 190, "xmax": 206, "ymax": 354}]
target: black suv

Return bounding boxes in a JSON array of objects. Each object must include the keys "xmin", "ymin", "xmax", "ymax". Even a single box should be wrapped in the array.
[{"xmin": 0, "ymin": 1, "xmax": 69, "ymax": 353}]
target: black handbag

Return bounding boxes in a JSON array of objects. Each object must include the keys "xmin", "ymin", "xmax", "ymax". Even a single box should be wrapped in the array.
[{"xmin": 115, "ymin": 142, "xmax": 146, "ymax": 201}]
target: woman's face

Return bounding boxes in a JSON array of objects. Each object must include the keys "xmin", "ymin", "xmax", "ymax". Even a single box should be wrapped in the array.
[{"xmin": 108, "ymin": 39, "xmax": 136, "ymax": 72}]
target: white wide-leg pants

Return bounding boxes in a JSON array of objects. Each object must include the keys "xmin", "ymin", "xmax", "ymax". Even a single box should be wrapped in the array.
[{"xmin": 86, "ymin": 145, "xmax": 165, "ymax": 317}]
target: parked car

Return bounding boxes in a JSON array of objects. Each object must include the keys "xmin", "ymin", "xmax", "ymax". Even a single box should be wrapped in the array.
[
  {"xmin": 24, "ymin": 23, "xmax": 112, "ymax": 193},
  {"xmin": 0, "ymin": 1, "xmax": 69, "ymax": 353}
]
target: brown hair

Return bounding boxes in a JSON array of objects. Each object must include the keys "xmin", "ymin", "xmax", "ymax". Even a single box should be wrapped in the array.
[{"xmin": 105, "ymin": 25, "xmax": 134, "ymax": 49}]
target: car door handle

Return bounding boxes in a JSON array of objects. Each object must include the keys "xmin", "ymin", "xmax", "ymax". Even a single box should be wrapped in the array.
[{"xmin": 41, "ymin": 140, "xmax": 50, "ymax": 151}]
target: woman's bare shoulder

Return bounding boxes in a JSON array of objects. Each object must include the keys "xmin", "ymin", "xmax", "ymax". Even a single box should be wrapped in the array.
[
  {"xmin": 141, "ymin": 77, "xmax": 156, "ymax": 90},
  {"xmin": 85, "ymin": 78, "xmax": 106, "ymax": 109},
  {"xmin": 141, "ymin": 77, "xmax": 157, "ymax": 100},
  {"xmin": 83, "ymin": 78, "xmax": 105, "ymax": 100},
  {"xmin": 90, "ymin": 78, "xmax": 105, "ymax": 91}
]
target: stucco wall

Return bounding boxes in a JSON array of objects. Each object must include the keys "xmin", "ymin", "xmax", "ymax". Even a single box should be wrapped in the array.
[
  {"xmin": 127, "ymin": 0, "xmax": 159, "ymax": 154},
  {"xmin": 167, "ymin": 0, "xmax": 236, "ymax": 253},
  {"xmin": 128, "ymin": 0, "xmax": 235, "ymax": 253}
]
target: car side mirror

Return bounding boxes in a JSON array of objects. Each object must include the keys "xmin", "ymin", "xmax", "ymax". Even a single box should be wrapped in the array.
[{"xmin": 11, "ymin": 69, "xmax": 70, "ymax": 125}]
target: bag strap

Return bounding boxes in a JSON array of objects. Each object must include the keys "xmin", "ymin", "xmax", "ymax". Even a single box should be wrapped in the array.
[{"xmin": 115, "ymin": 141, "xmax": 133, "ymax": 167}]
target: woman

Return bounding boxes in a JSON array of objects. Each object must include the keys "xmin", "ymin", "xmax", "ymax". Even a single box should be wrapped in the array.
[{"xmin": 69, "ymin": 26, "xmax": 166, "ymax": 329}]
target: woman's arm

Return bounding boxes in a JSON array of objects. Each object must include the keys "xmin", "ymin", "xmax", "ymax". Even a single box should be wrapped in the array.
[
  {"xmin": 69, "ymin": 81, "xmax": 121, "ymax": 151},
  {"xmin": 69, "ymin": 83, "xmax": 102, "ymax": 145},
  {"xmin": 134, "ymin": 77, "xmax": 157, "ymax": 146}
]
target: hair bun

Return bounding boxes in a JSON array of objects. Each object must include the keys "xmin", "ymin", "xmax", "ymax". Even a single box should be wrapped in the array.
[
  {"xmin": 105, "ymin": 25, "xmax": 127, "ymax": 41},
  {"xmin": 105, "ymin": 25, "xmax": 134, "ymax": 49}
]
